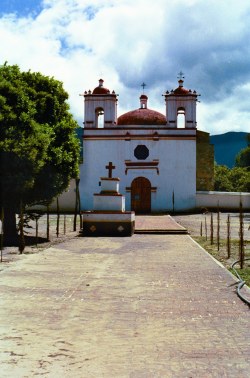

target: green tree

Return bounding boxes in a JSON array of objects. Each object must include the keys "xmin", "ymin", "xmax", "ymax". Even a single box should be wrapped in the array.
[
  {"xmin": 214, "ymin": 164, "xmax": 250, "ymax": 192},
  {"xmin": 230, "ymin": 167, "xmax": 250, "ymax": 192},
  {"xmin": 214, "ymin": 164, "xmax": 233, "ymax": 192},
  {"xmin": 245, "ymin": 133, "xmax": 250, "ymax": 146},
  {"xmin": 0, "ymin": 63, "xmax": 80, "ymax": 244},
  {"xmin": 235, "ymin": 146, "xmax": 250, "ymax": 168}
]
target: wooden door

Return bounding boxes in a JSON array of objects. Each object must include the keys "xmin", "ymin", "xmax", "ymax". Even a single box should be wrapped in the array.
[{"xmin": 131, "ymin": 177, "xmax": 151, "ymax": 213}]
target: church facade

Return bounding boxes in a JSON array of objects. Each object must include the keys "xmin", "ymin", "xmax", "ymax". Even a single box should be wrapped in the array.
[{"xmin": 80, "ymin": 77, "xmax": 207, "ymax": 213}]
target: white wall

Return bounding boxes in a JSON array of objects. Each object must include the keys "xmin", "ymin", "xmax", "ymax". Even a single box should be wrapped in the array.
[
  {"xmin": 28, "ymin": 179, "xmax": 77, "ymax": 213},
  {"xmin": 80, "ymin": 129, "xmax": 196, "ymax": 212},
  {"xmin": 28, "ymin": 186, "xmax": 250, "ymax": 214},
  {"xmin": 196, "ymin": 191, "xmax": 250, "ymax": 210}
]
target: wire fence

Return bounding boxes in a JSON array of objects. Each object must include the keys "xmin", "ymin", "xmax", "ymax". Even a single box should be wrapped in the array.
[
  {"xmin": 199, "ymin": 212, "xmax": 249, "ymax": 251},
  {"xmin": 0, "ymin": 211, "xmax": 83, "ymax": 261}
]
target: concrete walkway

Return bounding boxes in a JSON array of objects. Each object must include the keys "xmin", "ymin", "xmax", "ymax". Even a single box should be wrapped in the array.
[{"xmin": 0, "ymin": 231, "xmax": 249, "ymax": 377}]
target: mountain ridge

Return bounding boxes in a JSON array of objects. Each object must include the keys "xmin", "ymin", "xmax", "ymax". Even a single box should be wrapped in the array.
[{"xmin": 210, "ymin": 131, "xmax": 248, "ymax": 168}]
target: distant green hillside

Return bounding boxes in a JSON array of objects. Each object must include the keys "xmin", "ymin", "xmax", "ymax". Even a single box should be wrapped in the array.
[{"xmin": 210, "ymin": 132, "xmax": 248, "ymax": 168}]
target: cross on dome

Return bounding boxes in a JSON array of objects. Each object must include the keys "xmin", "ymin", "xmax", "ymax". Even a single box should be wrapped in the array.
[
  {"xmin": 141, "ymin": 82, "xmax": 146, "ymax": 94},
  {"xmin": 105, "ymin": 161, "xmax": 116, "ymax": 178}
]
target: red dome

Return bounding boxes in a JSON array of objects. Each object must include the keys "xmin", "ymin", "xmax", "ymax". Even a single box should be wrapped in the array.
[
  {"xmin": 92, "ymin": 87, "xmax": 110, "ymax": 94},
  {"xmin": 92, "ymin": 86, "xmax": 110, "ymax": 94},
  {"xmin": 117, "ymin": 108, "xmax": 166, "ymax": 125},
  {"xmin": 173, "ymin": 86, "xmax": 190, "ymax": 95}
]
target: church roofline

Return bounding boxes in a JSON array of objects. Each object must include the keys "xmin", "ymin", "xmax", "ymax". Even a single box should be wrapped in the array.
[
  {"xmin": 164, "ymin": 91, "xmax": 199, "ymax": 97},
  {"xmin": 84, "ymin": 93, "xmax": 118, "ymax": 97},
  {"xmin": 164, "ymin": 74, "xmax": 200, "ymax": 97}
]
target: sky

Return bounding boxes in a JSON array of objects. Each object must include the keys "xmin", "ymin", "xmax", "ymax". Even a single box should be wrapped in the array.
[{"xmin": 0, "ymin": 0, "xmax": 250, "ymax": 135}]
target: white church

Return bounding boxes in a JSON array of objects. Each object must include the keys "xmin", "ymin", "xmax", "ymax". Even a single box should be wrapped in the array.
[{"xmin": 80, "ymin": 76, "xmax": 200, "ymax": 213}]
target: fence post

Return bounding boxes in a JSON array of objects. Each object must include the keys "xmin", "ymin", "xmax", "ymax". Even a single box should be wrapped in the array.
[
  {"xmin": 19, "ymin": 200, "xmax": 25, "ymax": 254},
  {"xmin": 217, "ymin": 206, "xmax": 220, "ymax": 251},
  {"xmin": 239, "ymin": 200, "xmax": 244, "ymax": 269},
  {"xmin": 56, "ymin": 198, "xmax": 60, "ymax": 238},
  {"xmin": 210, "ymin": 212, "xmax": 214, "ymax": 245},
  {"xmin": 227, "ymin": 214, "xmax": 231, "ymax": 259},
  {"xmin": 74, "ymin": 178, "xmax": 81, "ymax": 231},
  {"xmin": 46, "ymin": 204, "xmax": 50, "ymax": 241},
  {"xmin": 35, "ymin": 216, "xmax": 39, "ymax": 247}
]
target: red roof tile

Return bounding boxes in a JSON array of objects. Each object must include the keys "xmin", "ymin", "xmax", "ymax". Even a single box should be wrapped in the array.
[{"xmin": 117, "ymin": 108, "xmax": 166, "ymax": 125}]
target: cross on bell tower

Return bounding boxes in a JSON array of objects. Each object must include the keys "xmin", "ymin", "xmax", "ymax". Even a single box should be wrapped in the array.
[
  {"xmin": 177, "ymin": 71, "xmax": 185, "ymax": 80},
  {"xmin": 164, "ymin": 73, "xmax": 199, "ymax": 129},
  {"xmin": 177, "ymin": 71, "xmax": 185, "ymax": 88},
  {"xmin": 83, "ymin": 79, "xmax": 118, "ymax": 129}
]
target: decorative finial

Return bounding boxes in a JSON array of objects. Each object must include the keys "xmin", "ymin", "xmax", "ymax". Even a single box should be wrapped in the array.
[
  {"xmin": 141, "ymin": 82, "xmax": 146, "ymax": 94},
  {"xmin": 177, "ymin": 71, "xmax": 185, "ymax": 80}
]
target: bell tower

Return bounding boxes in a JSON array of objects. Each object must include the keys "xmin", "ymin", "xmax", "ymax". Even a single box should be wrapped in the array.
[
  {"xmin": 83, "ymin": 79, "xmax": 118, "ymax": 128},
  {"xmin": 164, "ymin": 73, "xmax": 199, "ymax": 129}
]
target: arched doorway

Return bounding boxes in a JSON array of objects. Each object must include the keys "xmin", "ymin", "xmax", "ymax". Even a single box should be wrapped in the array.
[{"xmin": 131, "ymin": 177, "xmax": 151, "ymax": 213}]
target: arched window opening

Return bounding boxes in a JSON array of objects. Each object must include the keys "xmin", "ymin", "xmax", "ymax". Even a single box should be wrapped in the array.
[
  {"xmin": 95, "ymin": 107, "xmax": 104, "ymax": 128},
  {"xmin": 177, "ymin": 107, "xmax": 185, "ymax": 128}
]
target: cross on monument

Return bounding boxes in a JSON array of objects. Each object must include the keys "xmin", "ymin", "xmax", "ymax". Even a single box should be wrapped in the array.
[
  {"xmin": 105, "ymin": 161, "xmax": 116, "ymax": 178},
  {"xmin": 141, "ymin": 82, "xmax": 146, "ymax": 93}
]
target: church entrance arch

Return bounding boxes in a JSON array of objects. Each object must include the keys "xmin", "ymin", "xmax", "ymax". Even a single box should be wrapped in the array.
[{"xmin": 131, "ymin": 177, "xmax": 151, "ymax": 214}]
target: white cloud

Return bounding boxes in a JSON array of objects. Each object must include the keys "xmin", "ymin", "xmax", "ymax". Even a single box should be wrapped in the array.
[{"xmin": 1, "ymin": 0, "xmax": 250, "ymax": 134}]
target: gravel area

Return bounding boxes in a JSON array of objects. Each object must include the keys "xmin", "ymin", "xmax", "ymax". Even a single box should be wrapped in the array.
[{"xmin": 173, "ymin": 212, "xmax": 250, "ymax": 240}]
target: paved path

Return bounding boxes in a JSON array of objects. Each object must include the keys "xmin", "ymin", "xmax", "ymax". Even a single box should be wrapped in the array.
[
  {"xmin": 135, "ymin": 215, "xmax": 187, "ymax": 233},
  {"xmin": 0, "ymin": 233, "xmax": 249, "ymax": 377}
]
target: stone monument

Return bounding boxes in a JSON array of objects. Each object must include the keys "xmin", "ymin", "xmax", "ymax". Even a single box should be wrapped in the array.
[{"xmin": 81, "ymin": 162, "xmax": 135, "ymax": 236}]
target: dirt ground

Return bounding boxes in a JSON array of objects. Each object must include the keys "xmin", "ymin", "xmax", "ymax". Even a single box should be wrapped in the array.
[{"xmin": 0, "ymin": 214, "xmax": 81, "ymax": 270}]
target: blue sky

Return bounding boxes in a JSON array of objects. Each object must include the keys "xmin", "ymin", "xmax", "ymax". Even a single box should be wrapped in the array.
[
  {"xmin": 0, "ymin": 0, "xmax": 42, "ymax": 17},
  {"xmin": 0, "ymin": 0, "xmax": 250, "ymax": 135}
]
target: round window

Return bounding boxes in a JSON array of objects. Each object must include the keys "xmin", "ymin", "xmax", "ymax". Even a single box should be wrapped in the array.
[{"xmin": 134, "ymin": 145, "xmax": 149, "ymax": 160}]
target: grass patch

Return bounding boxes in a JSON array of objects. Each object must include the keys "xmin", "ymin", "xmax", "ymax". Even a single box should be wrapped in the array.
[{"xmin": 229, "ymin": 267, "xmax": 250, "ymax": 287}]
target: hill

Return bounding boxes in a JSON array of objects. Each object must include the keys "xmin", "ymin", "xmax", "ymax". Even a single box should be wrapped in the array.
[{"xmin": 210, "ymin": 132, "xmax": 248, "ymax": 168}]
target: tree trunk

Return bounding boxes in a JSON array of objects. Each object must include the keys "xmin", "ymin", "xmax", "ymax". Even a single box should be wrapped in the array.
[{"xmin": 3, "ymin": 208, "xmax": 18, "ymax": 246}]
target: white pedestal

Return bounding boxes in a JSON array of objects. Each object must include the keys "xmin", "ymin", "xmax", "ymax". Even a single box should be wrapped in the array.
[
  {"xmin": 94, "ymin": 194, "xmax": 125, "ymax": 212},
  {"xmin": 100, "ymin": 177, "xmax": 120, "ymax": 193}
]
